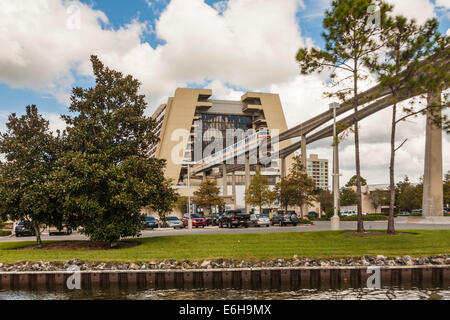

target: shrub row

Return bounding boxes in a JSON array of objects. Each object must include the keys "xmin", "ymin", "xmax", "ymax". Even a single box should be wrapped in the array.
[
  {"xmin": 307, "ymin": 214, "xmax": 389, "ymax": 221},
  {"xmin": 0, "ymin": 230, "xmax": 12, "ymax": 237}
]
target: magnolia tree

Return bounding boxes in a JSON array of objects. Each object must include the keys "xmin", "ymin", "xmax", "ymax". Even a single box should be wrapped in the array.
[
  {"xmin": 0, "ymin": 106, "xmax": 62, "ymax": 246},
  {"xmin": 148, "ymin": 179, "xmax": 179, "ymax": 228},
  {"xmin": 50, "ymin": 56, "xmax": 170, "ymax": 246}
]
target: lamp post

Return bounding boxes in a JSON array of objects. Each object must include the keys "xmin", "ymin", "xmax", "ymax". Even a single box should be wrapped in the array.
[
  {"xmin": 329, "ymin": 102, "xmax": 341, "ymax": 231},
  {"xmin": 183, "ymin": 161, "xmax": 197, "ymax": 230},
  {"xmin": 187, "ymin": 164, "xmax": 192, "ymax": 229}
]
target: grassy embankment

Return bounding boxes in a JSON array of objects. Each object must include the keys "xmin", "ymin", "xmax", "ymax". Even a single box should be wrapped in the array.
[{"xmin": 0, "ymin": 230, "xmax": 449, "ymax": 264}]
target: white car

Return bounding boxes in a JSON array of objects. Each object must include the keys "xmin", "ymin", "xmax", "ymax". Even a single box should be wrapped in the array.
[
  {"xmin": 341, "ymin": 210, "xmax": 357, "ymax": 216},
  {"xmin": 250, "ymin": 214, "xmax": 270, "ymax": 227},
  {"xmin": 165, "ymin": 216, "xmax": 184, "ymax": 229}
]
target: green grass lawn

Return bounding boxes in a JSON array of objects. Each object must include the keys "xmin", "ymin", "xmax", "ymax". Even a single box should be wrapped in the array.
[{"xmin": 0, "ymin": 230, "xmax": 449, "ymax": 264}]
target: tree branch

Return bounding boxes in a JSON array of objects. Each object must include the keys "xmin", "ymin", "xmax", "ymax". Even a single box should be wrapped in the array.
[{"xmin": 394, "ymin": 139, "xmax": 408, "ymax": 152}]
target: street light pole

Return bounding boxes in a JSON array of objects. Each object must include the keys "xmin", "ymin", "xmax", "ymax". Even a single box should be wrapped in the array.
[
  {"xmin": 330, "ymin": 102, "xmax": 341, "ymax": 231},
  {"xmin": 187, "ymin": 163, "xmax": 193, "ymax": 230}
]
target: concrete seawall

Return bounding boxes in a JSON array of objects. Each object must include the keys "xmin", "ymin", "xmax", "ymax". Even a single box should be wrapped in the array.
[{"xmin": 1, "ymin": 266, "xmax": 449, "ymax": 291}]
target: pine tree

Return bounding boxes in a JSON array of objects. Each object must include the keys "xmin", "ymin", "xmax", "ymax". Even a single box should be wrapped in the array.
[
  {"xmin": 296, "ymin": 0, "xmax": 392, "ymax": 232},
  {"xmin": 365, "ymin": 15, "xmax": 447, "ymax": 234}
]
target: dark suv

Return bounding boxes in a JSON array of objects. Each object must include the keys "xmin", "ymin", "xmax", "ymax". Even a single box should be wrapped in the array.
[
  {"xmin": 15, "ymin": 221, "xmax": 35, "ymax": 237},
  {"xmin": 218, "ymin": 210, "xmax": 250, "ymax": 228},
  {"xmin": 271, "ymin": 210, "xmax": 299, "ymax": 226},
  {"xmin": 206, "ymin": 213, "xmax": 223, "ymax": 226}
]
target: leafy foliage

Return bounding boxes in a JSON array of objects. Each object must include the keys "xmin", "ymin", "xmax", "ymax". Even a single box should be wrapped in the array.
[
  {"xmin": 296, "ymin": 0, "xmax": 392, "ymax": 232},
  {"xmin": 192, "ymin": 180, "xmax": 225, "ymax": 215},
  {"xmin": 148, "ymin": 178, "xmax": 179, "ymax": 228},
  {"xmin": 175, "ymin": 196, "xmax": 189, "ymax": 214},
  {"xmin": 274, "ymin": 156, "xmax": 316, "ymax": 217},
  {"xmin": 50, "ymin": 56, "xmax": 169, "ymax": 245},
  {"xmin": 395, "ymin": 176, "xmax": 423, "ymax": 212},
  {"xmin": 340, "ymin": 187, "xmax": 358, "ymax": 206},
  {"xmin": 368, "ymin": 189, "xmax": 389, "ymax": 212},
  {"xmin": 364, "ymin": 14, "xmax": 448, "ymax": 233},
  {"xmin": 444, "ymin": 172, "xmax": 450, "ymax": 208},
  {"xmin": 345, "ymin": 175, "xmax": 367, "ymax": 187},
  {"xmin": 316, "ymin": 188, "xmax": 333, "ymax": 215},
  {"xmin": 245, "ymin": 167, "xmax": 272, "ymax": 213},
  {"xmin": 0, "ymin": 105, "xmax": 62, "ymax": 246}
]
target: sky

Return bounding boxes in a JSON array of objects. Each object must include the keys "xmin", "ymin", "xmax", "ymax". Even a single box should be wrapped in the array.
[{"xmin": 0, "ymin": 0, "xmax": 449, "ymax": 185}]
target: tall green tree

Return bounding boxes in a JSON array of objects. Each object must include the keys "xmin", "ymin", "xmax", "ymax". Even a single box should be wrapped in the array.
[
  {"xmin": 345, "ymin": 175, "xmax": 367, "ymax": 187},
  {"xmin": 245, "ymin": 167, "xmax": 272, "ymax": 214},
  {"xmin": 274, "ymin": 156, "xmax": 317, "ymax": 217},
  {"xmin": 317, "ymin": 188, "xmax": 334, "ymax": 216},
  {"xmin": 290, "ymin": 156, "xmax": 317, "ymax": 217},
  {"xmin": 274, "ymin": 178, "xmax": 296, "ymax": 211},
  {"xmin": 296, "ymin": 0, "xmax": 392, "ymax": 232},
  {"xmin": 175, "ymin": 196, "xmax": 189, "ymax": 214},
  {"xmin": 365, "ymin": 15, "xmax": 446, "ymax": 234},
  {"xmin": 192, "ymin": 180, "xmax": 225, "ymax": 216},
  {"xmin": 51, "ymin": 55, "xmax": 166, "ymax": 246},
  {"xmin": 368, "ymin": 189, "xmax": 389, "ymax": 213},
  {"xmin": 340, "ymin": 187, "xmax": 358, "ymax": 206},
  {"xmin": 0, "ymin": 106, "xmax": 62, "ymax": 246},
  {"xmin": 396, "ymin": 176, "xmax": 423, "ymax": 212},
  {"xmin": 444, "ymin": 172, "xmax": 450, "ymax": 208}
]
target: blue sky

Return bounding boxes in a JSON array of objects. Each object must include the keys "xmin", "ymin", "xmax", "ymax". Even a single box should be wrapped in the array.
[
  {"xmin": 0, "ymin": 0, "xmax": 447, "ymax": 119},
  {"xmin": 0, "ymin": 0, "xmax": 449, "ymax": 183}
]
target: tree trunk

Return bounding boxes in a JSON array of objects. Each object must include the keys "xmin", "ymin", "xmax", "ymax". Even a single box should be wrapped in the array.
[
  {"xmin": 353, "ymin": 64, "xmax": 365, "ymax": 233},
  {"xmin": 387, "ymin": 103, "xmax": 397, "ymax": 234},
  {"xmin": 33, "ymin": 223, "xmax": 42, "ymax": 247}
]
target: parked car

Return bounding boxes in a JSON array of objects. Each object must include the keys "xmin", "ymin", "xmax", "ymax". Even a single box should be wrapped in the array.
[
  {"xmin": 218, "ymin": 210, "xmax": 250, "ymax": 228},
  {"xmin": 271, "ymin": 210, "xmax": 299, "ymax": 226},
  {"xmin": 165, "ymin": 216, "xmax": 184, "ymax": 229},
  {"xmin": 182, "ymin": 214, "xmax": 207, "ymax": 228},
  {"xmin": 143, "ymin": 216, "xmax": 159, "ymax": 230},
  {"xmin": 411, "ymin": 209, "xmax": 423, "ymax": 215},
  {"xmin": 308, "ymin": 211, "xmax": 318, "ymax": 217},
  {"xmin": 249, "ymin": 214, "xmax": 270, "ymax": 227},
  {"xmin": 341, "ymin": 210, "xmax": 357, "ymax": 216},
  {"xmin": 15, "ymin": 221, "xmax": 35, "ymax": 237},
  {"xmin": 49, "ymin": 222, "xmax": 72, "ymax": 236},
  {"xmin": 398, "ymin": 211, "xmax": 410, "ymax": 216},
  {"xmin": 205, "ymin": 213, "xmax": 223, "ymax": 226}
]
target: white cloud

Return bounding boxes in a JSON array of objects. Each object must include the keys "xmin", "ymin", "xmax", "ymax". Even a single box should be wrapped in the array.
[
  {"xmin": 0, "ymin": 0, "xmax": 306, "ymax": 108},
  {"xmin": 0, "ymin": 0, "xmax": 448, "ymax": 185},
  {"xmin": 0, "ymin": 0, "xmax": 148, "ymax": 105},
  {"xmin": 45, "ymin": 113, "xmax": 67, "ymax": 134},
  {"xmin": 436, "ymin": 0, "xmax": 450, "ymax": 9},
  {"xmin": 387, "ymin": 0, "xmax": 436, "ymax": 24}
]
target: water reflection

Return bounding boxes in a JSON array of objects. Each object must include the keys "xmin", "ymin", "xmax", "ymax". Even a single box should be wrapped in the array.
[{"xmin": 0, "ymin": 287, "xmax": 449, "ymax": 300}]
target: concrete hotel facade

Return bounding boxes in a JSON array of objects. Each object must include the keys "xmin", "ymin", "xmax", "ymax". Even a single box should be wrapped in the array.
[
  {"xmin": 149, "ymin": 88, "xmax": 292, "ymax": 210},
  {"xmin": 306, "ymin": 154, "xmax": 329, "ymax": 189}
]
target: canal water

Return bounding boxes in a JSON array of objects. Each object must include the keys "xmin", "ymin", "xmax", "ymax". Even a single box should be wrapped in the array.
[{"xmin": 1, "ymin": 287, "xmax": 449, "ymax": 300}]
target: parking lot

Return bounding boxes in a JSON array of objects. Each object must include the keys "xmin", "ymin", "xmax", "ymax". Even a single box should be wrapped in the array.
[{"xmin": 2, "ymin": 220, "xmax": 450, "ymax": 243}]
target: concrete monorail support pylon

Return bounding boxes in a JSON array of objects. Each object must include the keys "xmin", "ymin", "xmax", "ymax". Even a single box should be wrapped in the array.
[
  {"xmin": 422, "ymin": 90, "xmax": 443, "ymax": 218},
  {"xmin": 222, "ymin": 164, "xmax": 228, "ymax": 196}
]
